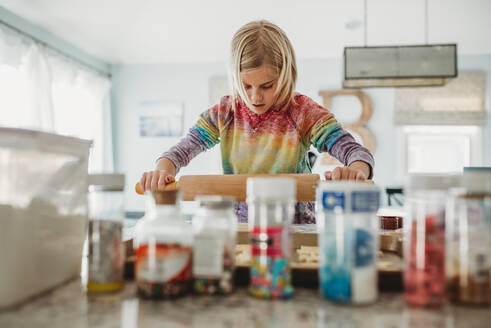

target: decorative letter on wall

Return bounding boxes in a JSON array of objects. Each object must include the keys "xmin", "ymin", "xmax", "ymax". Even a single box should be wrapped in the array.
[{"xmin": 318, "ymin": 89, "xmax": 376, "ymax": 165}]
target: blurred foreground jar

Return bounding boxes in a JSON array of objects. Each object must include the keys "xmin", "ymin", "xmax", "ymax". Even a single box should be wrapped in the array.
[
  {"xmin": 192, "ymin": 196, "xmax": 236, "ymax": 294},
  {"xmin": 247, "ymin": 178, "xmax": 296, "ymax": 299},
  {"xmin": 404, "ymin": 174, "xmax": 461, "ymax": 307},
  {"xmin": 317, "ymin": 181, "xmax": 380, "ymax": 304},
  {"xmin": 134, "ymin": 190, "xmax": 192, "ymax": 299},
  {"xmin": 86, "ymin": 173, "xmax": 125, "ymax": 293},
  {"xmin": 446, "ymin": 168, "xmax": 491, "ymax": 305}
]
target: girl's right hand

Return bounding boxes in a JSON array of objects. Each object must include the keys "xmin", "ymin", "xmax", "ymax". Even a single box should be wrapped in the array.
[{"xmin": 139, "ymin": 169, "xmax": 175, "ymax": 193}]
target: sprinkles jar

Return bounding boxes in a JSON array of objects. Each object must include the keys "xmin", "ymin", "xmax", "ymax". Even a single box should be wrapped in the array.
[
  {"xmin": 134, "ymin": 190, "xmax": 192, "ymax": 299},
  {"xmin": 246, "ymin": 177, "xmax": 295, "ymax": 299},
  {"xmin": 192, "ymin": 196, "xmax": 237, "ymax": 295}
]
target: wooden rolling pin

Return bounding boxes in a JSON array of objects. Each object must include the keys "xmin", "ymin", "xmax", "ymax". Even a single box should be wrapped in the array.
[{"xmin": 135, "ymin": 173, "xmax": 320, "ymax": 202}]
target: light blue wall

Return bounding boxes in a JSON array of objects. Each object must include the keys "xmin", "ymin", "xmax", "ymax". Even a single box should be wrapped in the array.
[
  {"xmin": 0, "ymin": 6, "xmax": 110, "ymax": 75},
  {"xmin": 112, "ymin": 55, "xmax": 491, "ymax": 211}
]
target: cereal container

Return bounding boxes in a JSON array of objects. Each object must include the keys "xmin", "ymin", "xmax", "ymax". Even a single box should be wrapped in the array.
[
  {"xmin": 247, "ymin": 177, "xmax": 295, "ymax": 299},
  {"xmin": 317, "ymin": 181, "xmax": 380, "ymax": 304},
  {"xmin": 404, "ymin": 174, "xmax": 461, "ymax": 307},
  {"xmin": 192, "ymin": 196, "xmax": 236, "ymax": 294},
  {"xmin": 86, "ymin": 173, "xmax": 125, "ymax": 293},
  {"xmin": 134, "ymin": 190, "xmax": 192, "ymax": 299},
  {"xmin": 446, "ymin": 168, "xmax": 491, "ymax": 305}
]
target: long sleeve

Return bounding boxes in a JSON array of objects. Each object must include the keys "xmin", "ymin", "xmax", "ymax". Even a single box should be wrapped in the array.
[
  {"xmin": 290, "ymin": 94, "xmax": 374, "ymax": 178},
  {"xmin": 328, "ymin": 134, "xmax": 374, "ymax": 179},
  {"xmin": 158, "ymin": 96, "xmax": 233, "ymax": 172}
]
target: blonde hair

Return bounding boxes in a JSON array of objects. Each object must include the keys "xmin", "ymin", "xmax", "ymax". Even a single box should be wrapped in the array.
[{"xmin": 229, "ymin": 20, "xmax": 297, "ymax": 111}]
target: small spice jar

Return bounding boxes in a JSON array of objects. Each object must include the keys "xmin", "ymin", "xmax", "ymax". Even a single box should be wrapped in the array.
[
  {"xmin": 86, "ymin": 173, "xmax": 125, "ymax": 293},
  {"xmin": 446, "ymin": 168, "xmax": 491, "ymax": 305},
  {"xmin": 247, "ymin": 177, "xmax": 295, "ymax": 300},
  {"xmin": 192, "ymin": 196, "xmax": 236, "ymax": 295},
  {"xmin": 404, "ymin": 174, "xmax": 461, "ymax": 307},
  {"xmin": 134, "ymin": 189, "xmax": 192, "ymax": 299}
]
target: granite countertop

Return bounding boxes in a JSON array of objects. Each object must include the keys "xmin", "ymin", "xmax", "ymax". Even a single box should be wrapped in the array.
[{"xmin": 0, "ymin": 280, "xmax": 490, "ymax": 328}]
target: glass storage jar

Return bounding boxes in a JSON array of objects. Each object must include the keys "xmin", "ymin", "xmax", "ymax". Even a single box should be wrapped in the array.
[
  {"xmin": 446, "ymin": 168, "xmax": 491, "ymax": 305},
  {"xmin": 247, "ymin": 177, "xmax": 295, "ymax": 299},
  {"xmin": 86, "ymin": 173, "xmax": 125, "ymax": 293},
  {"xmin": 192, "ymin": 196, "xmax": 236, "ymax": 294},
  {"xmin": 134, "ymin": 190, "xmax": 192, "ymax": 299}
]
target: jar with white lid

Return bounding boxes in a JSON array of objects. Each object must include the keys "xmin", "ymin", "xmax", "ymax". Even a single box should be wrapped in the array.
[
  {"xmin": 404, "ymin": 174, "xmax": 461, "ymax": 307},
  {"xmin": 86, "ymin": 173, "xmax": 125, "ymax": 293},
  {"xmin": 134, "ymin": 189, "xmax": 192, "ymax": 299},
  {"xmin": 192, "ymin": 196, "xmax": 236, "ymax": 294},
  {"xmin": 247, "ymin": 177, "xmax": 295, "ymax": 299},
  {"xmin": 316, "ymin": 181, "xmax": 380, "ymax": 304},
  {"xmin": 446, "ymin": 168, "xmax": 491, "ymax": 305}
]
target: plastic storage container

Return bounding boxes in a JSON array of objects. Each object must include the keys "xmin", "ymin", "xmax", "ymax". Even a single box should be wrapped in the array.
[
  {"xmin": 317, "ymin": 181, "xmax": 380, "ymax": 304},
  {"xmin": 192, "ymin": 196, "xmax": 236, "ymax": 294},
  {"xmin": 247, "ymin": 177, "xmax": 296, "ymax": 299},
  {"xmin": 446, "ymin": 168, "xmax": 491, "ymax": 305},
  {"xmin": 86, "ymin": 173, "xmax": 125, "ymax": 292},
  {"xmin": 404, "ymin": 174, "xmax": 461, "ymax": 307},
  {"xmin": 134, "ymin": 190, "xmax": 192, "ymax": 299},
  {"xmin": 0, "ymin": 128, "xmax": 91, "ymax": 309}
]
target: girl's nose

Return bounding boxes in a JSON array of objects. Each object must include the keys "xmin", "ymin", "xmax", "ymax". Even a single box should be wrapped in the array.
[{"xmin": 251, "ymin": 89, "xmax": 263, "ymax": 103}]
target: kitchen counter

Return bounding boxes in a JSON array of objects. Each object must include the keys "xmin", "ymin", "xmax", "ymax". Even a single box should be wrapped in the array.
[{"xmin": 0, "ymin": 280, "xmax": 489, "ymax": 328}]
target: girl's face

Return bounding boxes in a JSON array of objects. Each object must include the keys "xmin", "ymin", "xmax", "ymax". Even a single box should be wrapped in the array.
[{"xmin": 240, "ymin": 64, "xmax": 278, "ymax": 115}]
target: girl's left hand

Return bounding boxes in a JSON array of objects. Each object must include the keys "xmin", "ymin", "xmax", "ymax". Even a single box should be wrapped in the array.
[{"xmin": 324, "ymin": 161, "xmax": 370, "ymax": 181}]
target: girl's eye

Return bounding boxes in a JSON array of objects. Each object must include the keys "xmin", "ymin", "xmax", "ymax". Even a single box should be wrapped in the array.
[
  {"xmin": 262, "ymin": 85, "xmax": 272, "ymax": 90},
  {"xmin": 244, "ymin": 85, "xmax": 251, "ymax": 90}
]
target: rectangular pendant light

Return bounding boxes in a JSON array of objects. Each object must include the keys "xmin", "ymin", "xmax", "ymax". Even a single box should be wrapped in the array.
[{"xmin": 343, "ymin": 44, "xmax": 457, "ymax": 88}]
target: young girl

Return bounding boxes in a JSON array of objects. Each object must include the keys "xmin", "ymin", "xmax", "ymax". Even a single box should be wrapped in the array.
[{"xmin": 140, "ymin": 20, "xmax": 374, "ymax": 224}]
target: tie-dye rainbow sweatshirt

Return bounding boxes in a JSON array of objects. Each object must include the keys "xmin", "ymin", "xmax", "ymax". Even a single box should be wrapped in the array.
[{"xmin": 160, "ymin": 93, "xmax": 374, "ymax": 223}]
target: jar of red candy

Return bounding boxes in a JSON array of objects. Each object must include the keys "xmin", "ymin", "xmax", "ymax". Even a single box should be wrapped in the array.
[
  {"xmin": 404, "ymin": 174, "xmax": 461, "ymax": 307},
  {"xmin": 446, "ymin": 167, "xmax": 491, "ymax": 305}
]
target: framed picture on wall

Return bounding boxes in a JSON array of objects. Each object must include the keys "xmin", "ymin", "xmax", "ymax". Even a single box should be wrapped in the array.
[{"xmin": 139, "ymin": 100, "xmax": 184, "ymax": 137}]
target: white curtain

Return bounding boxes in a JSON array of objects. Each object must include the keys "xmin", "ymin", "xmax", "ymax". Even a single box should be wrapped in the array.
[{"xmin": 0, "ymin": 26, "xmax": 113, "ymax": 172}]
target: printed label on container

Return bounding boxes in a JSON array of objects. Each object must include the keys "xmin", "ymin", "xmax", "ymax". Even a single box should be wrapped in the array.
[
  {"xmin": 351, "ymin": 191, "xmax": 380, "ymax": 213},
  {"xmin": 250, "ymin": 226, "xmax": 289, "ymax": 257},
  {"xmin": 355, "ymin": 228, "xmax": 375, "ymax": 267},
  {"xmin": 136, "ymin": 244, "xmax": 192, "ymax": 283},
  {"xmin": 193, "ymin": 235, "xmax": 224, "ymax": 277},
  {"xmin": 322, "ymin": 192, "xmax": 345, "ymax": 211}
]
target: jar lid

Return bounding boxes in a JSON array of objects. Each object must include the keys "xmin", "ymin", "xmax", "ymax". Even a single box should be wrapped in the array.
[
  {"xmin": 406, "ymin": 173, "xmax": 462, "ymax": 191},
  {"xmin": 88, "ymin": 173, "xmax": 125, "ymax": 191},
  {"xmin": 197, "ymin": 195, "xmax": 235, "ymax": 209},
  {"xmin": 376, "ymin": 207, "xmax": 406, "ymax": 218},
  {"xmin": 246, "ymin": 177, "xmax": 296, "ymax": 201},
  {"xmin": 152, "ymin": 189, "xmax": 179, "ymax": 205},
  {"xmin": 463, "ymin": 167, "xmax": 491, "ymax": 193}
]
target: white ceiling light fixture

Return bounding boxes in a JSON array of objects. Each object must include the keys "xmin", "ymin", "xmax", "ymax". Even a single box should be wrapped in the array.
[{"xmin": 343, "ymin": 0, "xmax": 457, "ymax": 88}]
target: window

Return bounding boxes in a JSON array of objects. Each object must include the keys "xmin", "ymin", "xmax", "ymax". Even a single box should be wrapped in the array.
[
  {"xmin": 0, "ymin": 64, "xmax": 30, "ymax": 127},
  {"xmin": 397, "ymin": 125, "xmax": 482, "ymax": 176},
  {"xmin": 394, "ymin": 71, "xmax": 486, "ymax": 181},
  {"xmin": 0, "ymin": 29, "xmax": 112, "ymax": 173}
]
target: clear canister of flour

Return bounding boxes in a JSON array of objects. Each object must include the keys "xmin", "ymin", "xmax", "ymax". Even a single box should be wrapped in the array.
[
  {"xmin": 86, "ymin": 173, "xmax": 125, "ymax": 292},
  {"xmin": 317, "ymin": 181, "xmax": 380, "ymax": 304}
]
